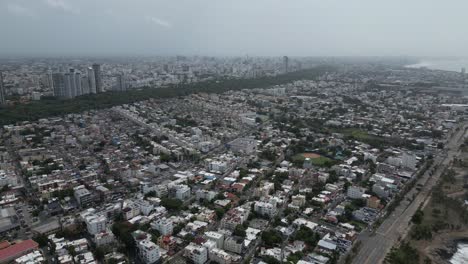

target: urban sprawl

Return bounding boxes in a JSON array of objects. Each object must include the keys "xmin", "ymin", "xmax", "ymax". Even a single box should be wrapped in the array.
[{"xmin": 0, "ymin": 57, "xmax": 467, "ymax": 264}]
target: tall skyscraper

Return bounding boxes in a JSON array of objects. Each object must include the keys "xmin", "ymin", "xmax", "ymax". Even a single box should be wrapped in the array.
[
  {"xmin": 52, "ymin": 73, "xmax": 66, "ymax": 98},
  {"xmin": 283, "ymin": 56, "xmax": 289, "ymax": 73},
  {"xmin": 53, "ymin": 69, "xmax": 87, "ymax": 99},
  {"xmin": 87, "ymin": 67, "xmax": 97, "ymax": 94},
  {"xmin": 64, "ymin": 72, "xmax": 73, "ymax": 99},
  {"xmin": 116, "ymin": 73, "xmax": 128, "ymax": 92},
  {"xmin": 47, "ymin": 70, "xmax": 54, "ymax": 91},
  {"xmin": 0, "ymin": 72, "xmax": 5, "ymax": 105},
  {"xmin": 75, "ymin": 72, "xmax": 82, "ymax": 96},
  {"xmin": 462, "ymin": 68, "xmax": 467, "ymax": 89},
  {"xmin": 92, "ymin": 64, "xmax": 103, "ymax": 93},
  {"xmin": 81, "ymin": 75, "xmax": 90, "ymax": 95}
]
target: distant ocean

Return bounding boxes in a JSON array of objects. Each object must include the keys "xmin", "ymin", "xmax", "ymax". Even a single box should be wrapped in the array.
[
  {"xmin": 451, "ymin": 242, "xmax": 468, "ymax": 264},
  {"xmin": 405, "ymin": 58, "xmax": 468, "ymax": 72}
]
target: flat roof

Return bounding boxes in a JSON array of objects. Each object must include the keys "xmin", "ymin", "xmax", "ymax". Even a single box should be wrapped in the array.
[{"xmin": 0, "ymin": 240, "xmax": 38, "ymax": 262}]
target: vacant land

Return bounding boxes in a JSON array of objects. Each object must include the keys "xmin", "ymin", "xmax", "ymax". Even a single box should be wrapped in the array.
[{"xmin": 406, "ymin": 150, "xmax": 468, "ymax": 263}]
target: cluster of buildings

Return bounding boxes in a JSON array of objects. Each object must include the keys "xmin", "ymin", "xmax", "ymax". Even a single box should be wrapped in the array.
[
  {"xmin": 0, "ymin": 60, "xmax": 466, "ymax": 264},
  {"xmin": 0, "ymin": 55, "xmax": 305, "ymax": 102},
  {"xmin": 51, "ymin": 64, "xmax": 102, "ymax": 99}
]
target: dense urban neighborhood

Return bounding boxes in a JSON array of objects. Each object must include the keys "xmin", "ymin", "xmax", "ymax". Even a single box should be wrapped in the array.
[{"xmin": 0, "ymin": 58, "xmax": 468, "ymax": 264}]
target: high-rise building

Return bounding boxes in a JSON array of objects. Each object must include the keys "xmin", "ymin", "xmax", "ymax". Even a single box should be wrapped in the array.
[
  {"xmin": 68, "ymin": 69, "xmax": 77, "ymax": 98},
  {"xmin": 53, "ymin": 69, "xmax": 83, "ymax": 99},
  {"xmin": 52, "ymin": 73, "xmax": 66, "ymax": 98},
  {"xmin": 81, "ymin": 75, "xmax": 90, "ymax": 95},
  {"xmin": 462, "ymin": 68, "xmax": 466, "ymax": 89},
  {"xmin": 0, "ymin": 72, "xmax": 5, "ymax": 105},
  {"xmin": 47, "ymin": 70, "xmax": 54, "ymax": 91},
  {"xmin": 283, "ymin": 56, "xmax": 289, "ymax": 73},
  {"xmin": 75, "ymin": 72, "xmax": 82, "ymax": 96},
  {"xmin": 92, "ymin": 64, "xmax": 103, "ymax": 93},
  {"xmin": 87, "ymin": 67, "xmax": 97, "ymax": 94},
  {"xmin": 116, "ymin": 73, "xmax": 128, "ymax": 92},
  {"xmin": 64, "ymin": 72, "xmax": 73, "ymax": 99}
]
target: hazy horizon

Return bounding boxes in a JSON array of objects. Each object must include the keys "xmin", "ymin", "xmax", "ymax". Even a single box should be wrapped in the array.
[{"xmin": 2, "ymin": 0, "xmax": 468, "ymax": 57}]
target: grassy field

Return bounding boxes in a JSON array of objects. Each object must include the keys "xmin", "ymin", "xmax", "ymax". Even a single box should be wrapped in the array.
[
  {"xmin": 335, "ymin": 128, "xmax": 376, "ymax": 141},
  {"xmin": 332, "ymin": 127, "xmax": 422, "ymax": 150},
  {"xmin": 292, "ymin": 153, "xmax": 334, "ymax": 167},
  {"xmin": 311, "ymin": 156, "xmax": 333, "ymax": 166}
]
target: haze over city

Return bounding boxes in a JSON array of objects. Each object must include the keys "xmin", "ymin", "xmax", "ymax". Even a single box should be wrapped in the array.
[
  {"xmin": 2, "ymin": 0, "xmax": 468, "ymax": 57},
  {"xmin": 2, "ymin": 1, "xmax": 468, "ymax": 264}
]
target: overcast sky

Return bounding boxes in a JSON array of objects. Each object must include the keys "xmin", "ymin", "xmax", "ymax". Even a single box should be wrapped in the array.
[{"xmin": 1, "ymin": 0, "xmax": 468, "ymax": 57}]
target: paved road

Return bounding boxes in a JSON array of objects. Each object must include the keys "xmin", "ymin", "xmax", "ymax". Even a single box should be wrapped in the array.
[{"xmin": 351, "ymin": 123, "xmax": 467, "ymax": 264}]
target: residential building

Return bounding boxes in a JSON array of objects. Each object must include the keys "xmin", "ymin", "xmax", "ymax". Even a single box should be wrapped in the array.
[
  {"xmin": 347, "ymin": 186, "xmax": 365, "ymax": 200},
  {"xmin": 134, "ymin": 200, "xmax": 154, "ymax": 216},
  {"xmin": 151, "ymin": 218, "xmax": 173, "ymax": 236},
  {"xmin": 224, "ymin": 236, "xmax": 243, "ymax": 254},
  {"xmin": 94, "ymin": 231, "xmax": 115, "ymax": 247},
  {"xmin": 291, "ymin": 194, "xmax": 306, "ymax": 207},
  {"xmin": 227, "ymin": 137, "xmax": 257, "ymax": 154},
  {"xmin": 175, "ymin": 185, "xmax": 191, "ymax": 201},
  {"xmin": 84, "ymin": 214, "xmax": 107, "ymax": 235},
  {"xmin": 0, "ymin": 72, "xmax": 5, "ymax": 105},
  {"xmin": 74, "ymin": 185, "xmax": 93, "ymax": 207},
  {"xmin": 209, "ymin": 248, "xmax": 232, "ymax": 264},
  {"xmin": 137, "ymin": 240, "xmax": 160, "ymax": 264},
  {"xmin": 13, "ymin": 250, "xmax": 44, "ymax": 264},
  {"xmin": 87, "ymin": 67, "xmax": 96, "ymax": 94},
  {"xmin": 254, "ymin": 201, "xmax": 277, "ymax": 217},
  {"xmin": 184, "ymin": 243, "xmax": 208, "ymax": 264},
  {"xmin": 220, "ymin": 207, "xmax": 250, "ymax": 230},
  {"xmin": 205, "ymin": 231, "xmax": 224, "ymax": 249},
  {"xmin": 122, "ymin": 202, "xmax": 141, "ymax": 220},
  {"xmin": 116, "ymin": 73, "xmax": 128, "ymax": 92},
  {"xmin": 196, "ymin": 190, "xmax": 217, "ymax": 202},
  {"xmin": 367, "ymin": 196, "xmax": 381, "ymax": 209},
  {"xmin": 92, "ymin": 64, "xmax": 103, "ymax": 93},
  {"xmin": 52, "ymin": 73, "xmax": 66, "ymax": 98}
]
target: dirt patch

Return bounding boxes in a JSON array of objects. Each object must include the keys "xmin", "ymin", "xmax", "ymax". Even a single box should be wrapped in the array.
[
  {"xmin": 418, "ymin": 230, "xmax": 468, "ymax": 264},
  {"xmin": 302, "ymin": 153, "xmax": 321, "ymax": 159}
]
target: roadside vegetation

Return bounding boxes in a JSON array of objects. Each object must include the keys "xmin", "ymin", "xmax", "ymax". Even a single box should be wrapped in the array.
[{"xmin": 386, "ymin": 151, "xmax": 468, "ymax": 263}]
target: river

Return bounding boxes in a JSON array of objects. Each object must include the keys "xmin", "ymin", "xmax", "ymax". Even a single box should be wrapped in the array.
[{"xmin": 405, "ymin": 58, "xmax": 468, "ymax": 72}]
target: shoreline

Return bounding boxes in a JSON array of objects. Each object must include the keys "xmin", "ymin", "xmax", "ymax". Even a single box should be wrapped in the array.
[
  {"xmin": 422, "ymin": 231, "xmax": 468, "ymax": 263},
  {"xmin": 404, "ymin": 59, "xmax": 468, "ymax": 73}
]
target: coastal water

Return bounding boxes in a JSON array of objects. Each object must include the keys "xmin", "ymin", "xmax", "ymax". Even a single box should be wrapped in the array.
[
  {"xmin": 405, "ymin": 58, "xmax": 468, "ymax": 72},
  {"xmin": 450, "ymin": 243, "xmax": 468, "ymax": 264}
]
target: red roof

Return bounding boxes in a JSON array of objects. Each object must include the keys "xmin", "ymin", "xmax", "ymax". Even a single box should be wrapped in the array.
[
  {"xmin": 226, "ymin": 193, "xmax": 239, "ymax": 201},
  {"xmin": 0, "ymin": 240, "xmax": 38, "ymax": 262},
  {"xmin": 0, "ymin": 242, "xmax": 10, "ymax": 250},
  {"xmin": 162, "ymin": 236, "xmax": 171, "ymax": 243}
]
